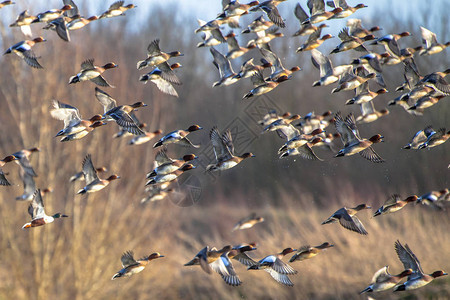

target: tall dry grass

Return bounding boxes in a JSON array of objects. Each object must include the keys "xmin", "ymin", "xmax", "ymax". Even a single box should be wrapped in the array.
[{"xmin": 0, "ymin": 0, "xmax": 449, "ymax": 299}]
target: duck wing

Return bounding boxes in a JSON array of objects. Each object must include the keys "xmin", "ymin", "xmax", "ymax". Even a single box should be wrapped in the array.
[
  {"xmin": 29, "ymin": 189, "xmax": 45, "ymax": 219},
  {"xmin": 151, "ymin": 77, "xmax": 178, "ymax": 97},
  {"xmin": 121, "ymin": 250, "xmax": 138, "ymax": 268},
  {"xmin": 90, "ymin": 75, "xmax": 114, "ymax": 88},
  {"xmin": 147, "ymin": 39, "xmax": 161, "ymax": 56},
  {"xmin": 82, "ymin": 154, "xmax": 99, "ymax": 185},
  {"xmin": 335, "ymin": 112, "xmax": 358, "ymax": 146},
  {"xmin": 339, "ymin": 210, "xmax": 368, "ymax": 235},
  {"xmin": 395, "ymin": 240, "xmax": 422, "ymax": 274},
  {"xmin": 359, "ymin": 146, "xmax": 384, "ymax": 163},
  {"xmin": 95, "ymin": 87, "xmax": 117, "ymax": 113},
  {"xmin": 50, "ymin": 100, "xmax": 82, "ymax": 128},
  {"xmin": 265, "ymin": 269, "xmax": 294, "ymax": 286},
  {"xmin": 271, "ymin": 258, "xmax": 297, "ymax": 275},
  {"xmin": 157, "ymin": 62, "xmax": 182, "ymax": 85},
  {"xmin": 210, "ymin": 127, "xmax": 232, "ymax": 162}
]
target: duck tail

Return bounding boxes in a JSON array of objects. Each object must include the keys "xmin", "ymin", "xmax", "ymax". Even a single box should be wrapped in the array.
[
  {"xmin": 243, "ymin": 92, "xmax": 253, "ymax": 99},
  {"xmin": 146, "ymin": 170, "xmax": 157, "ymax": 178},
  {"xmin": 77, "ymin": 188, "xmax": 86, "ymax": 195},
  {"xmin": 153, "ymin": 140, "xmax": 163, "ymax": 148},
  {"xmin": 22, "ymin": 223, "xmax": 32, "ymax": 229},
  {"xmin": 359, "ymin": 286, "xmax": 372, "ymax": 294},
  {"xmin": 68, "ymin": 75, "xmax": 79, "ymax": 84},
  {"xmin": 137, "ymin": 59, "xmax": 148, "ymax": 70},
  {"xmin": 393, "ymin": 284, "xmax": 405, "ymax": 292},
  {"xmin": 139, "ymin": 74, "xmax": 149, "ymax": 83},
  {"xmin": 111, "ymin": 273, "xmax": 121, "ymax": 280}
]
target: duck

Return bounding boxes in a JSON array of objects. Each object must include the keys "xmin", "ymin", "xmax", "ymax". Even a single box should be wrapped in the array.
[
  {"xmin": 419, "ymin": 69, "xmax": 450, "ymax": 96},
  {"xmin": 243, "ymin": 72, "xmax": 290, "ymax": 99},
  {"xmin": 77, "ymin": 154, "xmax": 120, "ymax": 194},
  {"xmin": 16, "ymin": 166, "xmax": 52, "ymax": 201},
  {"xmin": 147, "ymin": 150, "xmax": 197, "ymax": 178},
  {"xmin": 196, "ymin": 20, "xmax": 226, "ymax": 47},
  {"xmin": 373, "ymin": 195, "xmax": 418, "ymax": 217},
  {"xmin": 278, "ymin": 128, "xmax": 324, "ymax": 153},
  {"xmin": 0, "ymin": 1, "xmax": 14, "ymax": 9},
  {"xmin": 4, "ymin": 37, "xmax": 46, "ymax": 69},
  {"xmin": 418, "ymin": 128, "xmax": 450, "ymax": 149},
  {"xmin": 184, "ymin": 245, "xmax": 233, "ymax": 274},
  {"xmin": 393, "ymin": 240, "xmax": 447, "ymax": 291},
  {"xmin": 330, "ymin": 28, "xmax": 373, "ymax": 54},
  {"xmin": 232, "ymin": 213, "xmax": 264, "ymax": 231},
  {"xmin": 258, "ymin": 110, "xmax": 291, "ymax": 127},
  {"xmin": 279, "ymin": 137, "xmax": 323, "ymax": 160},
  {"xmin": 296, "ymin": 31, "xmax": 333, "ymax": 52},
  {"xmin": 69, "ymin": 59, "xmax": 117, "ymax": 87},
  {"xmin": 418, "ymin": 26, "xmax": 450, "ymax": 56},
  {"xmin": 210, "ymin": 47, "xmax": 239, "ymax": 86},
  {"xmin": 321, "ymin": 204, "xmax": 371, "ymax": 235},
  {"xmin": 351, "ymin": 53, "xmax": 386, "ymax": 87},
  {"xmin": 346, "ymin": 18, "xmax": 381, "ymax": 38},
  {"xmin": 94, "ymin": 87, "xmax": 146, "ymax": 135},
  {"xmin": 408, "ymin": 94, "xmax": 445, "ymax": 113},
  {"xmin": 327, "ymin": 1, "xmax": 367, "ymax": 19},
  {"xmin": 402, "ymin": 126, "xmax": 435, "ymax": 149},
  {"xmin": 206, "ymin": 127, "xmax": 255, "ymax": 171},
  {"xmin": 371, "ymin": 32, "xmax": 411, "ymax": 58},
  {"xmin": 331, "ymin": 68, "xmax": 376, "ymax": 93},
  {"xmin": 289, "ymin": 242, "xmax": 334, "ymax": 262},
  {"xmin": 416, "ymin": 189, "xmax": 449, "ymax": 206},
  {"xmin": 145, "ymin": 164, "xmax": 195, "ymax": 185},
  {"xmin": 137, "ymin": 39, "xmax": 183, "ymax": 70},
  {"xmin": 111, "ymin": 251, "xmax": 164, "ymax": 280},
  {"xmin": 346, "ymin": 86, "xmax": 388, "ymax": 105},
  {"xmin": 229, "ymin": 243, "xmax": 259, "ymax": 267},
  {"xmin": 262, "ymin": 115, "xmax": 301, "ymax": 133},
  {"xmin": 0, "ymin": 155, "xmax": 16, "ymax": 186},
  {"xmin": 32, "ymin": 5, "xmax": 73, "ymax": 23},
  {"xmin": 293, "ymin": 3, "xmax": 315, "ymax": 36},
  {"xmin": 355, "ymin": 101, "xmax": 389, "ymax": 124},
  {"xmin": 311, "ymin": 49, "xmax": 352, "ymax": 86},
  {"xmin": 261, "ymin": 48, "xmax": 301, "ymax": 81},
  {"xmin": 153, "ymin": 125, "xmax": 202, "ymax": 148},
  {"xmin": 69, "ymin": 166, "xmax": 108, "ymax": 183},
  {"xmin": 139, "ymin": 62, "xmax": 182, "ymax": 97},
  {"xmin": 140, "ymin": 185, "xmax": 175, "ymax": 204},
  {"xmin": 100, "ymin": 1, "xmax": 136, "ymax": 19},
  {"xmin": 209, "ymin": 249, "xmax": 243, "ymax": 286},
  {"xmin": 22, "ymin": 189, "xmax": 68, "ymax": 229},
  {"xmin": 221, "ymin": 0, "xmax": 259, "ymax": 17},
  {"xmin": 242, "ymin": 15, "xmax": 273, "ymax": 34},
  {"xmin": 233, "ymin": 58, "xmax": 271, "ymax": 79},
  {"xmin": 360, "ymin": 266, "xmax": 413, "ymax": 293},
  {"xmin": 250, "ymin": 0, "xmax": 287, "ymax": 28},
  {"xmin": 225, "ymin": 32, "xmax": 256, "ymax": 60},
  {"xmin": 60, "ymin": 121, "xmax": 106, "ymax": 142},
  {"xmin": 128, "ymin": 129, "xmax": 163, "ymax": 146},
  {"xmin": 302, "ymin": 0, "xmax": 341, "ymax": 24},
  {"xmin": 247, "ymin": 248, "xmax": 298, "ymax": 286},
  {"xmin": 11, "ymin": 147, "xmax": 39, "ymax": 177},
  {"xmin": 67, "ymin": 15, "xmax": 98, "ymax": 30},
  {"xmin": 334, "ymin": 112, "xmax": 384, "ymax": 162},
  {"xmin": 9, "ymin": 10, "xmax": 37, "ymax": 37},
  {"xmin": 246, "ymin": 29, "xmax": 284, "ymax": 50},
  {"xmin": 51, "ymin": 100, "xmax": 104, "ymax": 138}
]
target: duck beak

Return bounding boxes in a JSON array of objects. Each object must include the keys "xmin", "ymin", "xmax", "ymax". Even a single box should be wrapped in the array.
[{"xmin": 62, "ymin": 214, "xmax": 69, "ymax": 218}]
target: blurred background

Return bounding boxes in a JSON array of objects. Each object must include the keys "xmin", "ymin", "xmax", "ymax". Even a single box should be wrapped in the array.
[{"xmin": 0, "ymin": 0, "xmax": 448, "ymax": 299}]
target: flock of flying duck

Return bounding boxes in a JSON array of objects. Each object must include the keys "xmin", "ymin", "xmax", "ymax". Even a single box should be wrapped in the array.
[{"xmin": 1, "ymin": 0, "xmax": 449, "ymax": 295}]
